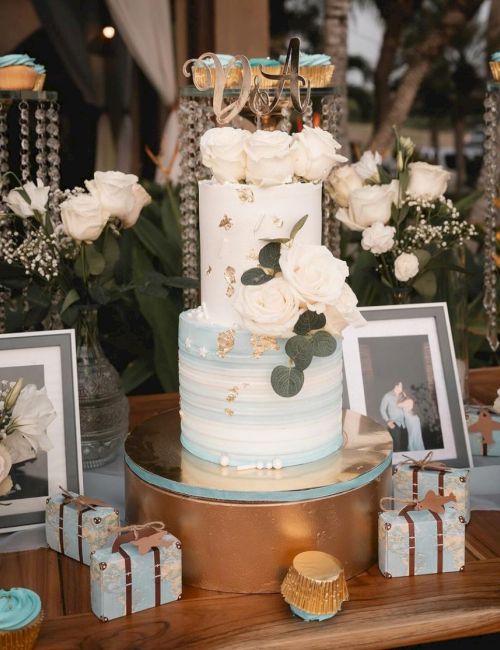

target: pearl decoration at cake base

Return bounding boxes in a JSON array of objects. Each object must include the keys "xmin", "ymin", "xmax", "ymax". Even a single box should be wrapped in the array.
[{"xmin": 124, "ymin": 408, "xmax": 392, "ymax": 593}]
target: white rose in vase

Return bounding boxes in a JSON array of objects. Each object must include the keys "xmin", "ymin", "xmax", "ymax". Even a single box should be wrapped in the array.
[
  {"xmin": 280, "ymin": 243, "xmax": 349, "ymax": 313},
  {"xmin": 200, "ymin": 127, "xmax": 249, "ymax": 184},
  {"xmin": 361, "ymin": 222, "xmax": 396, "ymax": 255},
  {"xmin": 326, "ymin": 165, "xmax": 363, "ymax": 208},
  {"xmin": 406, "ymin": 162, "xmax": 450, "ymax": 201},
  {"xmin": 86, "ymin": 171, "xmax": 138, "ymax": 218},
  {"xmin": 324, "ymin": 284, "xmax": 366, "ymax": 335},
  {"xmin": 336, "ymin": 184, "xmax": 395, "ymax": 232},
  {"xmin": 394, "ymin": 252, "xmax": 419, "ymax": 282},
  {"xmin": 0, "ymin": 444, "xmax": 13, "ymax": 497},
  {"xmin": 119, "ymin": 184, "xmax": 152, "ymax": 228},
  {"xmin": 245, "ymin": 130, "xmax": 295, "ymax": 187},
  {"xmin": 353, "ymin": 150, "xmax": 382, "ymax": 182},
  {"xmin": 60, "ymin": 193, "xmax": 110, "ymax": 242},
  {"xmin": 292, "ymin": 126, "xmax": 347, "ymax": 182},
  {"xmin": 6, "ymin": 179, "xmax": 50, "ymax": 218},
  {"xmin": 234, "ymin": 276, "xmax": 301, "ymax": 338}
]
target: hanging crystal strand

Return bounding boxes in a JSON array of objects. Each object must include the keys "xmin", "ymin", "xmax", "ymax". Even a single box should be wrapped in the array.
[
  {"xmin": 482, "ymin": 88, "xmax": 499, "ymax": 351},
  {"xmin": 279, "ymin": 103, "xmax": 292, "ymax": 133},
  {"xmin": 0, "ymin": 102, "xmax": 10, "ymax": 209},
  {"xmin": 302, "ymin": 99, "xmax": 313, "ymax": 127},
  {"xmin": 18, "ymin": 100, "xmax": 30, "ymax": 182},
  {"xmin": 320, "ymin": 94, "xmax": 341, "ymax": 256},
  {"xmin": 35, "ymin": 101, "xmax": 48, "ymax": 185},
  {"xmin": 46, "ymin": 102, "xmax": 61, "ymax": 212}
]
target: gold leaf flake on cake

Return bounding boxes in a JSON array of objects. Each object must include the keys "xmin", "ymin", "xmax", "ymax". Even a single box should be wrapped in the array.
[
  {"xmin": 219, "ymin": 214, "xmax": 233, "ymax": 230},
  {"xmin": 216, "ymin": 329, "xmax": 235, "ymax": 358},
  {"xmin": 226, "ymin": 386, "xmax": 239, "ymax": 402},
  {"xmin": 224, "ymin": 266, "xmax": 236, "ymax": 297},
  {"xmin": 272, "ymin": 216, "xmax": 284, "ymax": 228},
  {"xmin": 250, "ymin": 335, "xmax": 280, "ymax": 358},
  {"xmin": 237, "ymin": 188, "xmax": 254, "ymax": 203},
  {"xmin": 224, "ymin": 408, "xmax": 235, "ymax": 416},
  {"xmin": 206, "ymin": 265, "xmax": 212, "ymax": 275}
]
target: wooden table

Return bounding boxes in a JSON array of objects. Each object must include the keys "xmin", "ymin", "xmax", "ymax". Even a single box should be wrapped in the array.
[{"xmin": 1, "ymin": 379, "xmax": 500, "ymax": 649}]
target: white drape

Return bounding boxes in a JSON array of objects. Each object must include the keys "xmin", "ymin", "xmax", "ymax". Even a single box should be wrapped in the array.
[{"xmin": 106, "ymin": 0, "xmax": 179, "ymax": 180}]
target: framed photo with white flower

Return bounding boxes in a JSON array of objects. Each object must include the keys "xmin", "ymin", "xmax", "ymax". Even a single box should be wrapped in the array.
[
  {"xmin": 342, "ymin": 303, "xmax": 472, "ymax": 467},
  {"xmin": 0, "ymin": 330, "xmax": 82, "ymax": 532}
]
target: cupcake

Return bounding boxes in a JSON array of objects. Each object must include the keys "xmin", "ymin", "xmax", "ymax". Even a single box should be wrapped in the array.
[
  {"xmin": 279, "ymin": 52, "xmax": 335, "ymax": 88},
  {"xmin": 193, "ymin": 54, "xmax": 241, "ymax": 89},
  {"xmin": 249, "ymin": 58, "xmax": 281, "ymax": 89},
  {"xmin": 490, "ymin": 52, "xmax": 500, "ymax": 81},
  {"xmin": 0, "ymin": 54, "xmax": 41, "ymax": 91},
  {"xmin": 281, "ymin": 551, "xmax": 348, "ymax": 621},
  {"xmin": 0, "ymin": 588, "xmax": 43, "ymax": 649}
]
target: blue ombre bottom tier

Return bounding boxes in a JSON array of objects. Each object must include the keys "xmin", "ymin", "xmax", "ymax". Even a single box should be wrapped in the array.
[{"xmin": 179, "ymin": 309, "xmax": 343, "ymax": 468}]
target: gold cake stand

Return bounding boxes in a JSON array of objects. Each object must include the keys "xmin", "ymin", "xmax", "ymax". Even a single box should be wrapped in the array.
[{"xmin": 125, "ymin": 409, "xmax": 392, "ymax": 593}]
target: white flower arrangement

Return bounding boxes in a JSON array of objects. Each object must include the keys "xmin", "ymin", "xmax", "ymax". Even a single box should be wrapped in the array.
[
  {"xmin": 326, "ymin": 133, "xmax": 476, "ymax": 296},
  {"xmin": 0, "ymin": 378, "xmax": 55, "ymax": 497},
  {"xmin": 200, "ymin": 125, "xmax": 346, "ymax": 186},
  {"xmin": 234, "ymin": 216, "xmax": 364, "ymax": 397}
]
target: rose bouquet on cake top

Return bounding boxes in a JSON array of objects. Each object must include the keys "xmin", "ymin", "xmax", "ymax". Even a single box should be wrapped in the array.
[
  {"xmin": 326, "ymin": 134, "xmax": 476, "ymax": 300},
  {"xmin": 0, "ymin": 378, "xmax": 55, "ymax": 497},
  {"xmin": 0, "ymin": 171, "xmax": 151, "ymax": 328}
]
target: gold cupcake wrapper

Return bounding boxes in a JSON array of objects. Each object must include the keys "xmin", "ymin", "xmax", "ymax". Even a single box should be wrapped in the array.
[
  {"xmin": 193, "ymin": 66, "xmax": 241, "ymax": 89},
  {"xmin": 0, "ymin": 66, "xmax": 37, "ymax": 91},
  {"xmin": 300, "ymin": 65, "xmax": 335, "ymax": 88},
  {"xmin": 0, "ymin": 612, "xmax": 43, "ymax": 650},
  {"xmin": 281, "ymin": 565, "xmax": 348, "ymax": 616},
  {"xmin": 33, "ymin": 73, "xmax": 46, "ymax": 92},
  {"xmin": 490, "ymin": 61, "xmax": 500, "ymax": 81}
]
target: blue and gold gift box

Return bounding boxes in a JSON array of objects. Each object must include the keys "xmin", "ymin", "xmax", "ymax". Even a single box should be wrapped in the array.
[
  {"xmin": 392, "ymin": 454, "xmax": 470, "ymax": 523},
  {"xmin": 90, "ymin": 523, "xmax": 182, "ymax": 621},
  {"xmin": 46, "ymin": 489, "xmax": 120, "ymax": 565},
  {"xmin": 378, "ymin": 495, "xmax": 465, "ymax": 578}
]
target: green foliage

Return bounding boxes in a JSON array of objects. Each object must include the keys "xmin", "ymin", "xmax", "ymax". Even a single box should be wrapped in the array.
[
  {"xmin": 271, "ymin": 365, "xmax": 304, "ymax": 398},
  {"xmin": 285, "ymin": 336, "xmax": 313, "ymax": 371},
  {"xmin": 258, "ymin": 242, "xmax": 281, "ymax": 271},
  {"xmin": 311, "ymin": 330, "xmax": 337, "ymax": 357},
  {"xmin": 241, "ymin": 268, "xmax": 273, "ymax": 285},
  {"xmin": 293, "ymin": 310, "xmax": 326, "ymax": 335}
]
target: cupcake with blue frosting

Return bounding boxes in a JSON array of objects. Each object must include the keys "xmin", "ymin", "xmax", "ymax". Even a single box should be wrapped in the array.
[
  {"xmin": 193, "ymin": 54, "xmax": 242, "ymax": 89},
  {"xmin": 490, "ymin": 52, "xmax": 500, "ymax": 81},
  {"xmin": 0, "ymin": 588, "xmax": 43, "ymax": 649},
  {"xmin": 279, "ymin": 52, "xmax": 334, "ymax": 88},
  {"xmin": 0, "ymin": 54, "xmax": 45, "ymax": 91},
  {"xmin": 249, "ymin": 57, "xmax": 281, "ymax": 88}
]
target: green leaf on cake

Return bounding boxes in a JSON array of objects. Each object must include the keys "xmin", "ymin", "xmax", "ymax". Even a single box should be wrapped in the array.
[
  {"xmin": 285, "ymin": 335, "xmax": 314, "ymax": 371},
  {"xmin": 311, "ymin": 330, "xmax": 337, "ymax": 357},
  {"xmin": 289, "ymin": 214, "xmax": 308, "ymax": 241},
  {"xmin": 293, "ymin": 310, "xmax": 326, "ymax": 335},
  {"xmin": 271, "ymin": 365, "xmax": 304, "ymax": 398},
  {"xmin": 258, "ymin": 242, "xmax": 281, "ymax": 272},
  {"xmin": 241, "ymin": 267, "xmax": 273, "ymax": 285}
]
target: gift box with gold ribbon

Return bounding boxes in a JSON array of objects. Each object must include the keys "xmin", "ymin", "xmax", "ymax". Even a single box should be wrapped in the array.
[
  {"xmin": 45, "ymin": 488, "xmax": 120, "ymax": 565},
  {"xmin": 90, "ymin": 523, "xmax": 182, "ymax": 622},
  {"xmin": 378, "ymin": 492, "xmax": 465, "ymax": 578},
  {"xmin": 392, "ymin": 453, "xmax": 470, "ymax": 523}
]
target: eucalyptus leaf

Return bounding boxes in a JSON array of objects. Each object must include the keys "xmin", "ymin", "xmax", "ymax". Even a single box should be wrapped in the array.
[
  {"xmin": 311, "ymin": 330, "xmax": 337, "ymax": 357},
  {"xmin": 271, "ymin": 365, "xmax": 304, "ymax": 398},
  {"xmin": 285, "ymin": 335, "xmax": 313, "ymax": 370},
  {"xmin": 241, "ymin": 267, "xmax": 273, "ymax": 285},
  {"xmin": 413, "ymin": 249, "xmax": 432, "ymax": 268},
  {"xmin": 289, "ymin": 214, "xmax": 308, "ymax": 241},
  {"xmin": 84, "ymin": 244, "xmax": 106, "ymax": 276},
  {"xmin": 293, "ymin": 310, "xmax": 326, "ymax": 335},
  {"xmin": 258, "ymin": 242, "xmax": 281, "ymax": 271},
  {"xmin": 413, "ymin": 270, "xmax": 437, "ymax": 299},
  {"xmin": 61, "ymin": 288, "xmax": 80, "ymax": 315}
]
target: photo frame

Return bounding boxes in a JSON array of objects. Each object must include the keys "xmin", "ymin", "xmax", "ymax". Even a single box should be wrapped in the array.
[
  {"xmin": 0, "ymin": 330, "xmax": 82, "ymax": 532},
  {"xmin": 342, "ymin": 303, "xmax": 472, "ymax": 467}
]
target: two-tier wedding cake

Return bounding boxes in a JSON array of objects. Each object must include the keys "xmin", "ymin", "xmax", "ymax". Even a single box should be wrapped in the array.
[{"xmin": 178, "ymin": 126, "xmax": 365, "ymax": 468}]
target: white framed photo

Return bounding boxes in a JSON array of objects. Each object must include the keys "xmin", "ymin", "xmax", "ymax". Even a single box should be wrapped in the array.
[
  {"xmin": 0, "ymin": 330, "xmax": 82, "ymax": 531},
  {"xmin": 342, "ymin": 303, "xmax": 472, "ymax": 467}
]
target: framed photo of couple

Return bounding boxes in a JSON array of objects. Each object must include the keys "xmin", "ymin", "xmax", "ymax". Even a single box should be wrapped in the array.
[{"xmin": 342, "ymin": 303, "xmax": 472, "ymax": 467}]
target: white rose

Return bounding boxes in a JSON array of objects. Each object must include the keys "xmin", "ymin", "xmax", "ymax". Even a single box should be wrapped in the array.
[
  {"xmin": 6, "ymin": 179, "xmax": 50, "ymax": 218},
  {"xmin": 280, "ymin": 243, "xmax": 349, "ymax": 313},
  {"xmin": 234, "ymin": 276, "xmax": 301, "ymax": 338},
  {"xmin": 326, "ymin": 165, "xmax": 363, "ymax": 208},
  {"xmin": 245, "ymin": 130, "xmax": 295, "ymax": 187},
  {"xmin": 336, "ymin": 184, "xmax": 395, "ymax": 232},
  {"xmin": 86, "ymin": 170, "xmax": 138, "ymax": 218},
  {"xmin": 200, "ymin": 127, "xmax": 249, "ymax": 184},
  {"xmin": 0, "ymin": 444, "xmax": 12, "ymax": 497},
  {"xmin": 60, "ymin": 193, "xmax": 110, "ymax": 242},
  {"xmin": 361, "ymin": 222, "xmax": 396, "ymax": 255},
  {"xmin": 292, "ymin": 126, "xmax": 347, "ymax": 182},
  {"xmin": 394, "ymin": 252, "xmax": 419, "ymax": 282},
  {"xmin": 324, "ymin": 284, "xmax": 366, "ymax": 335},
  {"xmin": 406, "ymin": 162, "xmax": 450, "ymax": 200},
  {"xmin": 119, "ymin": 184, "xmax": 152, "ymax": 228},
  {"xmin": 9, "ymin": 384, "xmax": 55, "ymax": 454},
  {"xmin": 353, "ymin": 150, "xmax": 382, "ymax": 182}
]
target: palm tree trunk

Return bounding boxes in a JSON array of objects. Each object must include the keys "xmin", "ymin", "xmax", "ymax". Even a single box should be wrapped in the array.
[
  {"xmin": 323, "ymin": 0, "xmax": 350, "ymax": 153},
  {"xmin": 370, "ymin": 0, "xmax": 483, "ymax": 154}
]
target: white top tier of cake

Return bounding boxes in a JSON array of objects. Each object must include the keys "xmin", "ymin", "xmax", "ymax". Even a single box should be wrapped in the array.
[{"xmin": 198, "ymin": 179, "xmax": 322, "ymax": 326}]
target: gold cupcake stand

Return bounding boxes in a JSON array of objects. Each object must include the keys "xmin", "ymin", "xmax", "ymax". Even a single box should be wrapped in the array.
[{"xmin": 125, "ymin": 409, "xmax": 392, "ymax": 593}]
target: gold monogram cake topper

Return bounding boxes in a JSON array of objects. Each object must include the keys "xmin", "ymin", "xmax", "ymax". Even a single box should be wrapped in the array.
[{"xmin": 182, "ymin": 37, "xmax": 311, "ymax": 125}]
